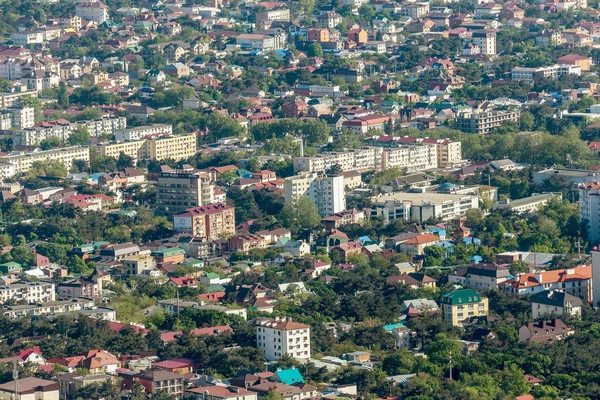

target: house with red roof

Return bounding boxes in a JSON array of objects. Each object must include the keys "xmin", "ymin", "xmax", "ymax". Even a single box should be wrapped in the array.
[
  {"xmin": 330, "ymin": 241, "xmax": 362, "ymax": 261},
  {"xmin": 47, "ymin": 350, "xmax": 120, "ymax": 374},
  {"xmin": 160, "ymin": 326, "xmax": 233, "ymax": 343},
  {"xmin": 165, "ymin": 276, "xmax": 198, "ymax": 288},
  {"xmin": 0, "ymin": 347, "xmax": 46, "ymax": 366}
]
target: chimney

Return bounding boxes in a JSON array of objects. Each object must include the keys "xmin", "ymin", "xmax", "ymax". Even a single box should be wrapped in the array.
[{"xmin": 534, "ymin": 273, "xmax": 543, "ymax": 284}]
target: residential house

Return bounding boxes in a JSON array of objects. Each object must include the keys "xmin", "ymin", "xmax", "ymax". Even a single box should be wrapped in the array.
[
  {"xmin": 440, "ymin": 289, "xmax": 489, "ymax": 327},
  {"xmin": 518, "ymin": 320, "xmax": 574, "ymax": 343},
  {"xmin": 530, "ymin": 290, "xmax": 583, "ymax": 319},
  {"xmin": 448, "ymin": 263, "xmax": 511, "ymax": 290}
]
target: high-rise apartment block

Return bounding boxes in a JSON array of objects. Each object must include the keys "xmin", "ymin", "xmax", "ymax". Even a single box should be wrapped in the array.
[
  {"xmin": 256, "ymin": 317, "xmax": 311, "ymax": 361},
  {"xmin": 156, "ymin": 170, "xmax": 215, "ymax": 217},
  {"xmin": 284, "ymin": 172, "xmax": 345, "ymax": 217},
  {"xmin": 173, "ymin": 203, "xmax": 236, "ymax": 240}
]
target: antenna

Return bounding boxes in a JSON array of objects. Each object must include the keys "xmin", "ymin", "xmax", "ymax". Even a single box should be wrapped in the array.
[
  {"xmin": 448, "ymin": 348, "xmax": 452, "ymax": 381},
  {"xmin": 12, "ymin": 361, "xmax": 18, "ymax": 400}
]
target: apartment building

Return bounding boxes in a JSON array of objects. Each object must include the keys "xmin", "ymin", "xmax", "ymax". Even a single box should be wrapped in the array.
[
  {"xmin": 173, "ymin": 203, "xmax": 236, "ymax": 240},
  {"xmin": 448, "ymin": 263, "xmax": 511, "ymax": 290},
  {"xmin": 115, "ymin": 124, "xmax": 172, "ymax": 141},
  {"xmin": 293, "ymin": 147, "xmax": 382, "ymax": 173},
  {"xmin": 0, "ymin": 281, "xmax": 56, "ymax": 304},
  {"xmin": 511, "ymin": 64, "xmax": 581, "ymax": 83},
  {"xmin": 0, "ymin": 146, "xmax": 89, "ymax": 177},
  {"xmin": 381, "ymin": 145, "xmax": 437, "ymax": 172},
  {"xmin": 454, "ymin": 108, "xmax": 521, "ymax": 134},
  {"xmin": 366, "ymin": 136, "xmax": 463, "ymax": 167},
  {"xmin": 13, "ymin": 117, "xmax": 126, "ymax": 146},
  {"xmin": 472, "ymin": 30, "xmax": 496, "ymax": 55},
  {"xmin": 9, "ymin": 107, "xmax": 35, "ymax": 129},
  {"xmin": 0, "ymin": 91, "xmax": 38, "ymax": 109},
  {"xmin": 91, "ymin": 134, "xmax": 195, "ymax": 164},
  {"xmin": 530, "ymin": 290, "xmax": 583, "ymax": 319},
  {"xmin": 256, "ymin": 317, "xmax": 311, "ymax": 361},
  {"xmin": 580, "ymin": 182, "xmax": 600, "ymax": 244},
  {"xmin": 284, "ymin": 172, "xmax": 346, "ymax": 217},
  {"xmin": 342, "ymin": 115, "xmax": 391, "ymax": 134},
  {"xmin": 235, "ymin": 34, "xmax": 277, "ymax": 51},
  {"xmin": 493, "ymin": 193, "xmax": 560, "ymax": 214},
  {"xmin": 143, "ymin": 134, "xmax": 196, "ymax": 161},
  {"xmin": 156, "ymin": 170, "xmax": 215, "ymax": 217},
  {"xmin": 441, "ymin": 289, "xmax": 488, "ymax": 327},
  {"xmin": 137, "ymin": 370, "xmax": 184, "ymax": 398},
  {"xmin": 401, "ymin": 2, "xmax": 430, "ymax": 19},
  {"xmin": 1, "ymin": 298, "xmax": 115, "ymax": 320},
  {"xmin": 367, "ymin": 192, "xmax": 479, "ymax": 223},
  {"xmin": 76, "ymin": 1, "xmax": 109, "ymax": 23}
]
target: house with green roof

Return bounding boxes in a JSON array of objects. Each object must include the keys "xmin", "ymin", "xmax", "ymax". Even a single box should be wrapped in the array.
[
  {"xmin": 440, "ymin": 289, "xmax": 488, "ymax": 327},
  {"xmin": 272, "ymin": 368, "xmax": 305, "ymax": 385},
  {"xmin": 151, "ymin": 247, "xmax": 186, "ymax": 264},
  {"xmin": 0, "ymin": 262, "xmax": 22, "ymax": 275}
]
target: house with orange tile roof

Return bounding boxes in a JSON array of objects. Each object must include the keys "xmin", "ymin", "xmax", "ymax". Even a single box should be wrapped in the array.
[
  {"xmin": 47, "ymin": 350, "xmax": 120, "ymax": 374},
  {"xmin": 398, "ymin": 233, "xmax": 440, "ymax": 255},
  {"xmin": 499, "ymin": 265, "xmax": 592, "ymax": 303}
]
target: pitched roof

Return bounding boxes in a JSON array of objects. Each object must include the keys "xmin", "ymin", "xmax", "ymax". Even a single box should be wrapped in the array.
[
  {"xmin": 402, "ymin": 233, "xmax": 439, "ymax": 245},
  {"xmin": 441, "ymin": 289, "xmax": 483, "ymax": 305},
  {"xmin": 530, "ymin": 290, "xmax": 583, "ymax": 307}
]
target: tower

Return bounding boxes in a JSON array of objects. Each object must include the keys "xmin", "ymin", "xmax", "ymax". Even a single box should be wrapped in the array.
[{"xmin": 591, "ymin": 247, "xmax": 600, "ymax": 306}]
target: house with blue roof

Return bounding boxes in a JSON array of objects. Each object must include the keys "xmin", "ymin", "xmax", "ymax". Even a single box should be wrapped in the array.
[
  {"xmin": 272, "ymin": 368, "xmax": 305, "ymax": 385},
  {"xmin": 428, "ymin": 228, "xmax": 446, "ymax": 241}
]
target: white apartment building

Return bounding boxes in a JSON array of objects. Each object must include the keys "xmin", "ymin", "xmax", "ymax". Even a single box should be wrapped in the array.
[
  {"xmin": 76, "ymin": 1, "xmax": 109, "ymax": 24},
  {"xmin": 115, "ymin": 124, "xmax": 172, "ymax": 141},
  {"xmin": 21, "ymin": 72, "xmax": 60, "ymax": 93},
  {"xmin": 580, "ymin": 182, "xmax": 600, "ymax": 244},
  {"xmin": 511, "ymin": 64, "xmax": 581, "ymax": 83},
  {"xmin": 493, "ymin": 193, "xmax": 560, "ymax": 214},
  {"xmin": 235, "ymin": 34, "xmax": 277, "ymax": 51},
  {"xmin": 0, "ymin": 91, "xmax": 38, "ymax": 109},
  {"xmin": 256, "ymin": 9, "xmax": 291, "ymax": 22},
  {"xmin": 0, "ymin": 146, "xmax": 90, "ymax": 177},
  {"xmin": 13, "ymin": 117, "xmax": 126, "ymax": 146},
  {"xmin": 472, "ymin": 30, "xmax": 496, "ymax": 55},
  {"xmin": 256, "ymin": 317, "xmax": 311, "ymax": 361},
  {"xmin": 381, "ymin": 145, "xmax": 437, "ymax": 172},
  {"xmin": 293, "ymin": 148, "xmax": 382, "ymax": 173},
  {"xmin": 284, "ymin": 172, "xmax": 345, "ymax": 217},
  {"xmin": 401, "ymin": 3, "xmax": 430, "ymax": 19},
  {"xmin": 455, "ymin": 108, "xmax": 521, "ymax": 134},
  {"xmin": 9, "ymin": 107, "xmax": 35, "ymax": 129},
  {"xmin": 0, "ymin": 281, "xmax": 56, "ymax": 304},
  {"xmin": 367, "ymin": 192, "xmax": 479, "ymax": 223},
  {"xmin": 11, "ymin": 28, "xmax": 60, "ymax": 45}
]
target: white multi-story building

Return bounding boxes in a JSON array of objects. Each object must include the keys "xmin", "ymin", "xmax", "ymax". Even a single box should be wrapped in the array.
[
  {"xmin": 511, "ymin": 64, "xmax": 581, "ymax": 83},
  {"xmin": 13, "ymin": 117, "xmax": 126, "ymax": 146},
  {"xmin": 472, "ymin": 30, "xmax": 496, "ymax": 55},
  {"xmin": 115, "ymin": 124, "xmax": 172, "ymax": 141},
  {"xmin": 76, "ymin": 1, "xmax": 109, "ymax": 24},
  {"xmin": 0, "ymin": 91, "xmax": 38, "ymax": 110},
  {"xmin": 235, "ymin": 34, "xmax": 277, "ymax": 51},
  {"xmin": 401, "ymin": 2, "xmax": 430, "ymax": 19},
  {"xmin": 284, "ymin": 172, "xmax": 345, "ymax": 216},
  {"xmin": 9, "ymin": 107, "xmax": 35, "ymax": 129},
  {"xmin": 367, "ymin": 192, "xmax": 479, "ymax": 223},
  {"xmin": 382, "ymin": 145, "xmax": 437, "ymax": 172},
  {"xmin": 0, "ymin": 146, "xmax": 90, "ymax": 177},
  {"xmin": 256, "ymin": 317, "xmax": 311, "ymax": 361},
  {"xmin": 580, "ymin": 182, "xmax": 600, "ymax": 244},
  {"xmin": 0, "ymin": 281, "xmax": 56, "ymax": 304}
]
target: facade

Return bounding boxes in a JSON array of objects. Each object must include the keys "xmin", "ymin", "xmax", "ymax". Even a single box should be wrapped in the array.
[
  {"xmin": 123, "ymin": 254, "xmax": 156, "ymax": 275},
  {"xmin": 173, "ymin": 203, "xmax": 236, "ymax": 240},
  {"xmin": 580, "ymin": 182, "xmax": 600, "ymax": 244},
  {"xmin": 511, "ymin": 64, "xmax": 581, "ymax": 83},
  {"xmin": 0, "ymin": 147, "xmax": 86, "ymax": 176},
  {"xmin": 0, "ymin": 377, "xmax": 59, "ymax": 400},
  {"xmin": 13, "ymin": 117, "xmax": 126, "ymax": 146},
  {"xmin": 137, "ymin": 370, "xmax": 184, "ymax": 397},
  {"xmin": 256, "ymin": 317, "xmax": 311, "ymax": 361},
  {"xmin": 367, "ymin": 192, "xmax": 479, "ymax": 223},
  {"xmin": 440, "ymin": 289, "xmax": 489, "ymax": 327},
  {"xmin": 284, "ymin": 172, "xmax": 345, "ymax": 217},
  {"xmin": 448, "ymin": 263, "xmax": 511, "ymax": 290},
  {"xmin": 0, "ymin": 281, "xmax": 56, "ymax": 304},
  {"xmin": 493, "ymin": 193, "xmax": 559, "ymax": 214},
  {"xmin": 115, "ymin": 124, "xmax": 172, "ymax": 141},
  {"xmin": 455, "ymin": 108, "xmax": 521, "ymax": 134},
  {"xmin": 236, "ymin": 34, "xmax": 277, "ymax": 51},
  {"xmin": 518, "ymin": 320, "xmax": 574, "ymax": 343},
  {"xmin": 0, "ymin": 298, "xmax": 104, "ymax": 319},
  {"xmin": 530, "ymin": 290, "xmax": 583, "ymax": 319},
  {"xmin": 75, "ymin": 2, "xmax": 109, "ymax": 23},
  {"xmin": 472, "ymin": 30, "xmax": 496, "ymax": 55},
  {"xmin": 156, "ymin": 170, "xmax": 215, "ymax": 217},
  {"xmin": 91, "ymin": 135, "xmax": 195, "ymax": 164}
]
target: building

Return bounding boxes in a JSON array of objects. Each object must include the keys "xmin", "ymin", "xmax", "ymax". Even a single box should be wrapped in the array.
[
  {"xmin": 530, "ymin": 290, "xmax": 583, "ymax": 319},
  {"xmin": 284, "ymin": 172, "xmax": 345, "ymax": 217},
  {"xmin": 227, "ymin": 234, "xmax": 267, "ymax": 253},
  {"xmin": 440, "ymin": 289, "xmax": 489, "ymax": 327},
  {"xmin": 235, "ymin": 34, "xmax": 277, "ymax": 51},
  {"xmin": 511, "ymin": 64, "xmax": 581, "ymax": 83},
  {"xmin": 76, "ymin": 2, "xmax": 109, "ymax": 23},
  {"xmin": 401, "ymin": 2, "xmax": 430, "ymax": 19},
  {"xmin": 518, "ymin": 320, "xmax": 574, "ymax": 343},
  {"xmin": 493, "ymin": 193, "xmax": 560, "ymax": 214},
  {"xmin": 321, "ymin": 209, "xmax": 365, "ymax": 230},
  {"xmin": 58, "ymin": 270, "xmax": 103, "ymax": 298},
  {"xmin": 448, "ymin": 263, "xmax": 511, "ymax": 290},
  {"xmin": 0, "ymin": 377, "xmax": 59, "ymax": 400},
  {"xmin": 0, "ymin": 298, "xmax": 113, "ymax": 320},
  {"xmin": 472, "ymin": 30, "xmax": 496, "ymax": 55},
  {"xmin": 156, "ymin": 170, "xmax": 215, "ymax": 217},
  {"xmin": 13, "ymin": 117, "xmax": 126, "ymax": 146},
  {"xmin": 256, "ymin": 317, "xmax": 310, "ymax": 361},
  {"xmin": 499, "ymin": 265, "xmax": 592, "ymax": 303},
  {"xmin": 123, "ymin": 254, "xmax": 156, "ymax": 275},
  {"xmin": 115, "ymin": 124, "xmax": 172, "ymax": 141},
  {"xmin": 136, "ymin": 370, "xmax": 184, "ymax": 397},
  {"xmin": 91, "ymin": 135, "xmax": 196, "ymax": 164},
  {"xmin": 173, "ymin": 203, "xmax": 235, "ymax": 240},
  {"xmin": 557, "ymin": 54, "xmax": 592, "ymax": 71},
  {"xmin": 367, "ymin": 192, "xmax": 479, "ymax": 224},
  {"xmin": 187, "ymin": 386, "xmax": 257, "ymax": 400},
  {"xmin": 580, "ymin": 182, "xmax": 600, "ymax": 244},
  {"xmin": 455, "ymin": 108, "xmax": 521, "ymax": 134},
  {"xmin": 0, "ymin": 281, "xmax": 56, "ymax": 303},
  {"xmin": 8, "ymin": 107, "xmax": 35, "ymax": 129}
]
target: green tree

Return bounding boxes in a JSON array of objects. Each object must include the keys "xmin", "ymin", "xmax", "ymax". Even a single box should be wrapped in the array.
[
  {"xmin": 57, "ymin": 82, "xmax": 70, "ymax": 108},
  {"xmin": 40, "ymin": 137, "xmax": 61, "ymax": 150},
  {"xmin": 67, "ymin": 126, "xmax": 90, "ymax": 146},
  {"xmin": 308, "ymin": 43, "xmax": 324, "ymax": 57},
  {"xmin": 281, "ymin": 196, "xmax": 321, "ymax": 234}
]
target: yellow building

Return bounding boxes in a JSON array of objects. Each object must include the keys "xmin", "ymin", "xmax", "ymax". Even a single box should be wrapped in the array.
[
  {"xmin": 0, "ymin": 146, "xmax": 90, "ymax": 176},
  {"xmin": 91, "ymin": 140, "xmax": 145, "ymax": 163},
  {"xmin": 143, "ymin": 135, "xmax": 196, "ymax": 161},
  {"xmin": 440, "ymin": 289, "xmax": 488, "ymax": 327}
]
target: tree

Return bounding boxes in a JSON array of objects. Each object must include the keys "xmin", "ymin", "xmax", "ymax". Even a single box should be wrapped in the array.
[
  {"xmin": 263, "ymin": 390, "xmax": 284, "ymax": 400},
  {"xmin": 520, "ymin": 111, "xmax": 535, "ymax": 131},
  {"xmin": 67, "ymin": 126, "xmax": 90, "ymax": 146},
  {"xmin": 308, "ymin": 43, "xmax": 324, "ymax": 57},
  {"xmin": 40, "ymin": 137, "xmax": 61, "ymax": 150},
  {"xmin": 66, "ymin": 256, "xmax": 92, "ymax": 275},
  {"xmin": 117, "ymin": 152, "xmax": 135, "ymax": 169},
  {"xmin": 128, "ymin": 382, "xmax": 147, "ymax": 400},
  {"xmin": 57, "ymin": 82, "xmax": 69, "ymax": 108},
  {"xmin": 281, "ymin": 196, "xmax": 321, "ymax": 235},
  {"xmin": 500, "ymin": 364, "xmax": 530, "ymax": 397}
]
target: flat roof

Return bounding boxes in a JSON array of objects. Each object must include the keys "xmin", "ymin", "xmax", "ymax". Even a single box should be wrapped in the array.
[
  {"xmin": 494, "ymin": 193, "xmax": 557, "ymax": 209},
  {"xmin": 535, "ymin": 168, "xmax": 600, "ymax": 177},
  {"xmin": 371, "ymin": 192, "xmax": 477, "ymax": 206}
]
